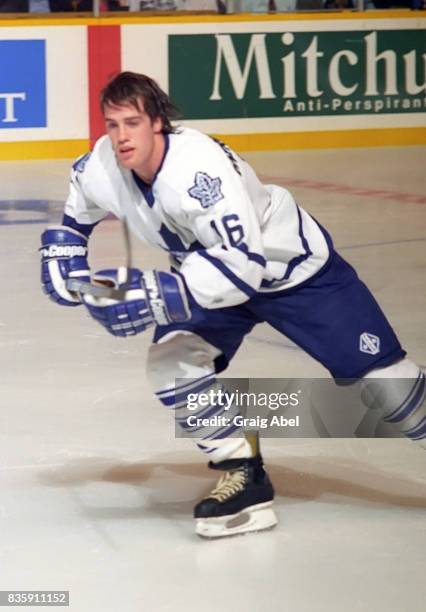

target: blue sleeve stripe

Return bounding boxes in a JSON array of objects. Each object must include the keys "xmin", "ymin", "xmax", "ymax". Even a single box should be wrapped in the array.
[
  {"xmin": 260, "ymin": 205, "xmax": 313, "ymax": 288},
  {"xmin": 235, "ymin": 242, "xmax": 266, "ymax": 267},
  {"xmin": 198, "ymin": 251, "xmax": 257, "ymax": 298},
  {"xmin": 246, "ymin": 251, "xmax": 266, "ymax": 267},
  {"xmin": 282, "ymin": 205, "xmax": 312, "ymax": 281},
  {"xmin": 62, "ymin": 214, "xmax": 98, "ymax": 238}
]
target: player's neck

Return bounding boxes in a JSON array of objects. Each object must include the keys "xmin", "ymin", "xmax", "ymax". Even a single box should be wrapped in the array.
[{"xmin": 133, "ymin": 132, "xmax": 166, "ymax": 185}]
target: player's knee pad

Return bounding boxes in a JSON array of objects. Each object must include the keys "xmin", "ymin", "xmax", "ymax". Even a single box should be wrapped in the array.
[
  {"xmin": 361, "ymin": 358, "xmax": 426, "ymax": 441},
  {"xmin": 146, "ymin": 332, "xmax": 220, "ymax": 394}
]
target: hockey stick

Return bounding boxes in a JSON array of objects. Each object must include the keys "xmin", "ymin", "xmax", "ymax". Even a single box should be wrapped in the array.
[
  {"xmin": 66, "ymin": 217, "xmax": 133, "ymax": 300},
  {"xmin": 65, "ymin": 277, "xmax": 127, "ymax": 300},
  {"xmin": 122, "ymin": 216, "xmax": 133, "ymax": 278}
]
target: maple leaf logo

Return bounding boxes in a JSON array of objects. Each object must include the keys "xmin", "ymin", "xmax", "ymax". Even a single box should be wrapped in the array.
[{"xmin": 188, "ymin": 172, "xmax": 224, "ymax": 208}]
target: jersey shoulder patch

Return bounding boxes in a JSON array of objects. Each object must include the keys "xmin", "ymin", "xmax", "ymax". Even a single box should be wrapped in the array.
[
  {"xmin": 72, "ymin": 152, "xmax": 92, "ymax": 174},
  {"xmin": 187, "ymin": 171, "xmax": 224, "ymax": 209}
]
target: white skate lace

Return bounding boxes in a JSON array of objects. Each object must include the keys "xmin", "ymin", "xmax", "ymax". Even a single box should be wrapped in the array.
[{"xmin": 208, "ymin": 469, "xmax": 247, "ymax": 502}]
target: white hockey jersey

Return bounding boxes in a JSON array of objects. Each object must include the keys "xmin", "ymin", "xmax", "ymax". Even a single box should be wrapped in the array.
[{"xmin": 64, "ymin": 127, "xmax": 331, "ymax": 309}]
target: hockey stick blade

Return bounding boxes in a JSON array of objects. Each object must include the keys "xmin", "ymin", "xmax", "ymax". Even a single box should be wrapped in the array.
[{"xmin": 66, "ymin": 278, "xmax": 127, "ymax": 300}]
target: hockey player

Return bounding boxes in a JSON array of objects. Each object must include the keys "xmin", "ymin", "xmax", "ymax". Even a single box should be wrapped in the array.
[{"xmin": 40, "ymin": 72, "xmax": 425, "ymax": 539}]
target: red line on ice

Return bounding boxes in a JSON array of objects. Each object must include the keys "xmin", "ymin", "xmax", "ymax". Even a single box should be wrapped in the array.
[{"xmin": 260, "ymin": 175, "xmax": 426, "ymax": 204}]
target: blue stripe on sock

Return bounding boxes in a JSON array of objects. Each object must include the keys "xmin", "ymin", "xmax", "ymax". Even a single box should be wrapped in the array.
[
  {"xmin": 404, "ymin": 416, "xmax": 426, "ymax": 440},
  {"xmin": 157, "ymin": 372, "xmax": 214, "ymax": 398},
  {"xmin": 197, "ymin": 443, "xmax": 216, "ymax": 454},
  {"xmin": 385, "ymin": 373, "xmax": 425, "ymax": 424},
  {"xmin": 157, "ymin": 378, "xmax": 215, "ymax": 408}
]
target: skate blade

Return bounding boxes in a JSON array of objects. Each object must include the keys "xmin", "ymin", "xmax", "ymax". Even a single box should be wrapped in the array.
[{"xmin": 195, "ymin": 502, "xmax": 278, "ymax": 539}]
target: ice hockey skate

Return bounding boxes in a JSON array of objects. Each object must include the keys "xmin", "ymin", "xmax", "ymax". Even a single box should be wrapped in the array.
[{"xmin": 194, "ymin": 454, "xmax": 278, "ymax": 539}]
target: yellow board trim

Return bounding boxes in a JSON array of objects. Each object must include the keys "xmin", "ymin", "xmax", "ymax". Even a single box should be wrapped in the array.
[
  {"xmin": 0, "ymin": 139, "xmax": 89, "ymax": 161},
  {"xmin": 0, "ymin": 10, "xmax": 423, "ymax": 28},
  {"xmin": 212, "ymin": 128, "xmax": 426, "ymax": 152},
  {"xmin": 0, "ymin": 129, "xmax": 425, "ymax": 160}
]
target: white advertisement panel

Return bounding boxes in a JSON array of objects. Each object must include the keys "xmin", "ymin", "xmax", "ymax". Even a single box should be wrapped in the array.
[{"xmin": 0, "ymin": 26, "xmax": 88, "ymax": 142}]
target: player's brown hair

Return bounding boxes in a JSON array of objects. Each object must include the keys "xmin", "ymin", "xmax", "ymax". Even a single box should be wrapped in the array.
[{"xmin": 100, "ymin": 72, "xmax": 180, "ymax": 134}]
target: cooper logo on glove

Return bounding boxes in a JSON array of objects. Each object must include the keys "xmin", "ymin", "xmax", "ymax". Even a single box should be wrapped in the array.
[{"xmin": 41, "ymin": 245, "xmax": 87, "ymax": 259}]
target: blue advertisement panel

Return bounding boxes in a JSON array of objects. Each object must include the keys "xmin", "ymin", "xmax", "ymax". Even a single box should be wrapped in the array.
[{"xmin": 0, "ymin": 40, "xmax": 46, "ymax": 129}]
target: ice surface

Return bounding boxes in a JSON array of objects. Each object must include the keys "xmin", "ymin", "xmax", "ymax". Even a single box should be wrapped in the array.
[{"xmin": 1, "ymin": 147, "xmax": 425, "ymax": 611}]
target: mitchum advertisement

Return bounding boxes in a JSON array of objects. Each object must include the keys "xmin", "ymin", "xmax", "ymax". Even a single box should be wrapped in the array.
[{"xmin": 169, "ymin": 30, "xmax": 426, "ymax": 119}]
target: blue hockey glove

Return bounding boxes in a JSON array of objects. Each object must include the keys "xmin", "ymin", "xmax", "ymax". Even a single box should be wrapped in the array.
[
  {"xmin": 40, "ymin": 226, "xmax": 90, "ymax": 306},
  {"xmin": 82, "ymin": 268, "xmax": 191, "ymax": 337}
]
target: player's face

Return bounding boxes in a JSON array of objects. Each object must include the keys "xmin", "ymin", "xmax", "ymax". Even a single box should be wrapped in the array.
[{"xmin": 104, "ymin": 100, "xmax": 164, "ymax": 182}]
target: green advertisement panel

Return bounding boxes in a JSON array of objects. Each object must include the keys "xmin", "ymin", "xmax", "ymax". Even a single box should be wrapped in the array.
[{"xmin": 169, "ymin": 30, "xmax": 426, "ymax": 119}]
